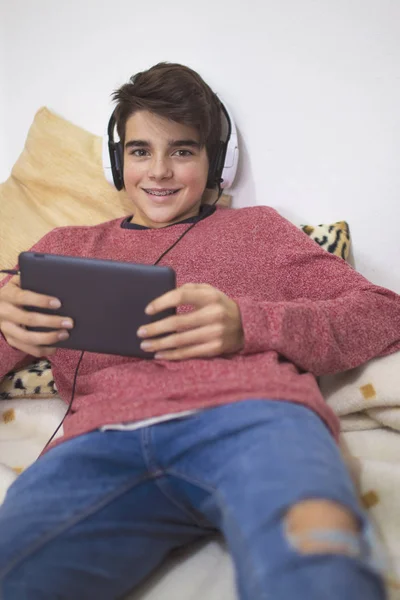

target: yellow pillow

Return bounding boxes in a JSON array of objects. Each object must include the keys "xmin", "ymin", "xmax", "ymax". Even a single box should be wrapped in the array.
[{"xmin": 0, "ymin": 107, "xmax": 231, "ymax": 270}]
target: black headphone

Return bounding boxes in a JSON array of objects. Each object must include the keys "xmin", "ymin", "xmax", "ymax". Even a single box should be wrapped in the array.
[{"xmin": 103, "ymin": 96, "xmax": 238, "ymax": 192}]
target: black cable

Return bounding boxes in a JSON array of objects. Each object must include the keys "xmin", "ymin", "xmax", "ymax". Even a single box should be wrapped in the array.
[
  {"xmin": 39, "ymin": 182, "xmax": 224, "ymax": 456},
  {"xmin": 41, "ymin": 349, "xmax": 85, "ymax": 452},
  {"xmin": 153, "ymin": 184, "xmax": 223, "ymax": 265}
]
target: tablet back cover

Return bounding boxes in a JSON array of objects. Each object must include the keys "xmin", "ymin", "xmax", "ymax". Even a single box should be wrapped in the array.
[{"xmin": 19, "ymin": 252, "xmax": 176, "ymax": 358}]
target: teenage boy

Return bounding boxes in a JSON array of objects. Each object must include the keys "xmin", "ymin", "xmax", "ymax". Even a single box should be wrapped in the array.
[{"xmin": 0, "ymin": 62, "xmax": 399, "ymax": 599}]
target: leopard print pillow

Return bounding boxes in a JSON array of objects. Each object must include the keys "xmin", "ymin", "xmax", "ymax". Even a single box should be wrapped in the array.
[
  {"xmin": 301, "ymin": 221, "xmax": 351, "ymax": 261},
  {"xmin": 0, "ymin": 220, "xmax": 351, "ymax": 400},
  {"xmin": 0, "ymin": 359, "xmax": 57, "ymax": 399}
]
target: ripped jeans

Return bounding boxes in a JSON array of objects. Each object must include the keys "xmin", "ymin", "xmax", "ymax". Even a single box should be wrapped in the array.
[{"xmin": 0, "ymin": 399, "xmax": 387, "ymax": 599}]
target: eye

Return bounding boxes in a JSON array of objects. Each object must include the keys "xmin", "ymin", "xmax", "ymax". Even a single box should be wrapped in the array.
[
  {"xmin": 130, "ymin": 149, "xmax": 149, "ymax": 157},
  {"xmin": 173, "ymin": 150, "xmax": 193, "ymax": 157}
]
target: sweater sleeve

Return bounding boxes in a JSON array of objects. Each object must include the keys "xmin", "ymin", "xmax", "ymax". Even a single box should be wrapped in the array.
[
  {"xmin": 235, "ymin": 208, "xmax": 400, "ymax": 376},
  {"xmin": 0, "ymin": 229, "xmax": 59, "ymax": 380}
]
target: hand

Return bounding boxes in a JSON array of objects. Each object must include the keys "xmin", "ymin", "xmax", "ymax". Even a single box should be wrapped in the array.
[
  {"xmin": 137, "ymin": 283, "xmax": 244, "ymax": 360},
  {"xmin": 0, "ymin": 276, "xmax": 74, "ymax": 357}
]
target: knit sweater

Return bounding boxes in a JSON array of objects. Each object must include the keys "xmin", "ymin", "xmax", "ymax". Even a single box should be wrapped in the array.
[{"xmin": 1, "ymin": 205, "xmax": 400, "ymax": 454}]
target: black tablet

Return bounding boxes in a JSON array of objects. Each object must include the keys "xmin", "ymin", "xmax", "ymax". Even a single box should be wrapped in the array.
[{"xmin": 19, "ymin": 252, "xmax": 176, "ymax": 358}]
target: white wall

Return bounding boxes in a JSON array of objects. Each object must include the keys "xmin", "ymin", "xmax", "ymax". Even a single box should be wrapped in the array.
[{"xmin": 1, "ymin": 0, "xmax": 399, "ymax": 292}]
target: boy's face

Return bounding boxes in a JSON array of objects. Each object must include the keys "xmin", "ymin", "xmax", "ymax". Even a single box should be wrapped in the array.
[{"xmin": 123, "ymin": 110, "xmax": 209, "ymax": 229}]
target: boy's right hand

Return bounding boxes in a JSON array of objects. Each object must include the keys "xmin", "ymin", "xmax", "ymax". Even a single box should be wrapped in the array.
[{"xmin": 0, "ymin": 276, "xmax": 74, "ymax": 357}]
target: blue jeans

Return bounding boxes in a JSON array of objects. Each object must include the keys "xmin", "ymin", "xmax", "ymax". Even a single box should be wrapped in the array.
[{"xmin": 0, "ymin": 399, "xmax": 387, "ymax": 599}]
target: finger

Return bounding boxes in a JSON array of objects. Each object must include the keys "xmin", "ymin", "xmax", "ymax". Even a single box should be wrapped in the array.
[
  {"xmin": 9, "ymin": 274, "xmax": 21, "ymax": 287},
  {"xmin": 3, "ymin": 304, "xmax": 74, "ymax": 331},
  {"xmin": 154, "ymin": 340, "xmax": 223, "ymax": 361},
  {"xmin": 146, "ymin": 284, "xmax": 218, "ymax": 315},
  {"xmin": 7, "ymin": 283, "xmax": 61, "ymax": 310},
  {"xmin": 1, "ymin": 320, "xmax": 70, "ymax": 348},
  {"xmin": 138, "ymin": 303, "xmax": 223, "ymax": 339},
  {"xmin": 0, "ymin": 273, "xmax": 20, "ymax": 286},
  {"xmin": 4, "ymin": 335, "xmax": 58, "ymax": 358},
  {"xmin": 140, "ymin": 323, "xmax": 223, "ymax": 353}
]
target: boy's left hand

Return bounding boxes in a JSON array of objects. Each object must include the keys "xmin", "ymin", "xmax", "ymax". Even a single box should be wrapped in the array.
[{"xmin": 137, "ymin": 283, "xmax": 244, "ymax": 360}]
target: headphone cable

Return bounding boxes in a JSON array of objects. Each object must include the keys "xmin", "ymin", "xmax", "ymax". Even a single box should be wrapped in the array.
[
  {"xmin": 39, "ymin": 185, "xmax": 223, "ymax": 456},
  {"xmin": 41, "ymin": 349, "xmax": 85, "ymax": 452}
]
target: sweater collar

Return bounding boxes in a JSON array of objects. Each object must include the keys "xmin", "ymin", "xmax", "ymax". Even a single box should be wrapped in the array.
[{"xmin": 120, "ymin": 204, "xmax": 216, "ymax": 230}]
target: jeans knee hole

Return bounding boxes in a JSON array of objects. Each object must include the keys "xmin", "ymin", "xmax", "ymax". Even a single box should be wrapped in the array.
[{"xmin": 284, "ymin": 522, "xmax": 364, "ymax": 558}]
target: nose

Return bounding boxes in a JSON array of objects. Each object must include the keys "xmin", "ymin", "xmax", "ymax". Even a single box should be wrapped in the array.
[{"xmin": 148, "ymin": 154, "xmax": 173, "ymax": 180}]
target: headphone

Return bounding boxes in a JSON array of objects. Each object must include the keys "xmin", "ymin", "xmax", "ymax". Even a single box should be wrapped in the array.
[{"xmin": 102, "ymin": 94, "xmax": 239, "ymax": 192}]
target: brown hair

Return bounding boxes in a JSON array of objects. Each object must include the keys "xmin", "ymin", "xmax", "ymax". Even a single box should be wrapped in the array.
[{"xmin": 112, "ymin": 62, "xmax": 222, "ymax": 169}]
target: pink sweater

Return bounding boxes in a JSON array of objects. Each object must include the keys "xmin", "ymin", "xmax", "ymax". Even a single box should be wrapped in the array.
[{"xmin": 1, "ymin": 205, "xmax": 400, "ymax": 453}]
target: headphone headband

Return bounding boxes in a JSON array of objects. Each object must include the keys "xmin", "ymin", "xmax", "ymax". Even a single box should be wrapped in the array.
[{"xmin": 102, "ymin": 94, "xmax": 238, "ymax": 192}]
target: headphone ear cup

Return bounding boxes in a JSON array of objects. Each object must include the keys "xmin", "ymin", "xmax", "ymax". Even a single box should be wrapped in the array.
[
  {"xmin": 116, "ymin": 142, "xmax": 124, "ymax": 188},
  {"xmin": 206, "ymin": 166, "xmax": 216, "ymax": 190},
  {"xmin": 206, "ymin": 142, "xmax": 225, "ymax": 189},
  {"xmin": 109, "ymin": 141, "xmax": 124, "ymax": 190}
]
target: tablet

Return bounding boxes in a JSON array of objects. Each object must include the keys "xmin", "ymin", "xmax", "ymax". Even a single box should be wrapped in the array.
[{"xmin": 19, "ymin": 252, "xmax": 176, "ymax": 358}]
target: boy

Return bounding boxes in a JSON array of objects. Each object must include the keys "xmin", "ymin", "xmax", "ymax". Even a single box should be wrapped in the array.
[{"xmin": 0, "ymin": 62, "xmax": 399, "ymax": 599}]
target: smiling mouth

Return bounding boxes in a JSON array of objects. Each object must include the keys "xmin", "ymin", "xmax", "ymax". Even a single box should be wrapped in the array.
[{"xmin": 143, "ymin": 189, "xmax": 180, "ymax": 197}]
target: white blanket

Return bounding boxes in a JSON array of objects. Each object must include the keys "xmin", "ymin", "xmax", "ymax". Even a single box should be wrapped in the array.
[
  {"xmin": 319, "ymin": 352, "xmax": 400, "ymax": 599},
  {"xmin": 1, "ymin": 352, "xmax": 400, "ymax": 599}
]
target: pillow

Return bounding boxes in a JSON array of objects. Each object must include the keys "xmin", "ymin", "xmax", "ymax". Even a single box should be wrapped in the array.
[
  {"xmin": 0, "ymin": 359, "xmax": 57, "ymax": 400},
  {"xmin": 300, "ymin": 221, "xmax": 351, "ymax": 261},
  {"xmin": 0, "ymin": 107, "xmax": 231, "ymax": 271}
]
